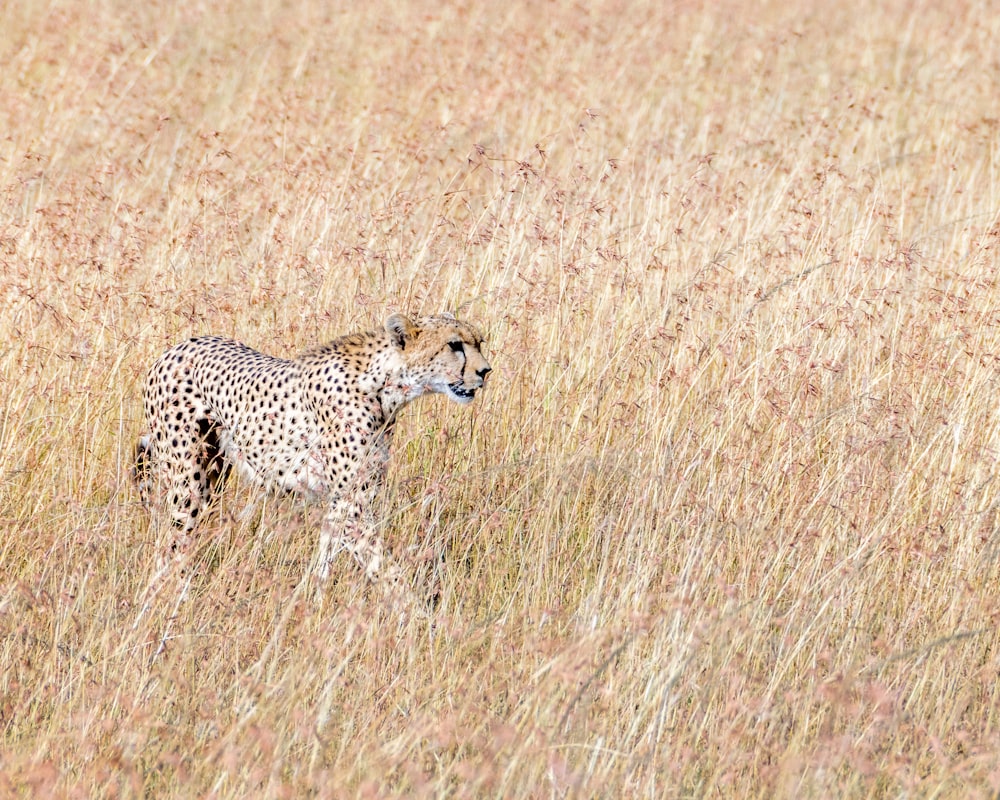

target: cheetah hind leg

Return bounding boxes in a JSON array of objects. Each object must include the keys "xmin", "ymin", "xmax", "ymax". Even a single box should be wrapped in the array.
[
  {"xmin": 163, "ymin": 420, "xmax": 232, "ymax": 572},
  {"xmin": 195, "ymin": 419, "xmax": 231, "ymax": 507},
  {"xmin": 177, "ymin": 418, "xmax": 231, "ymax": 529},
  {"xmin": 135, "ymin": 420, "xmax": 232, "ymax": 543}
]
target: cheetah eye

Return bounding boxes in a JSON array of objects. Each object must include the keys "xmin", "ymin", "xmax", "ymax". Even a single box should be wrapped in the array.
[{"xmin": 448, "ymin": 341, "xmax": 465, "ymax": 354}]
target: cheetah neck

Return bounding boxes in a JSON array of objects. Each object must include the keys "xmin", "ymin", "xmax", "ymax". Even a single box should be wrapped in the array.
[
  {"xmin": 364, "ymin": 345, "xmax": 424, "ymax": 423},
  {"xmin": 377, "ymin": 374, "xmax": 426, "ymax": 422},
  {"xmin": 304, "ymin": 332, "xmax": 424, "ymax": 426}
]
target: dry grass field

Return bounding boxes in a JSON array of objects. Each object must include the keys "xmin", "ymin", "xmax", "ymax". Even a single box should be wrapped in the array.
[{"xmin": 2, "ymin": 0, "xmax": 1000, "ymax": 796}]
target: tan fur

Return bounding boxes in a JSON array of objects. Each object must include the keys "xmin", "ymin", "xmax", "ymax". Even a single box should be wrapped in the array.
[{"xmin": 135, "ymin": 313, "xmax": 491, "ymax": 587}]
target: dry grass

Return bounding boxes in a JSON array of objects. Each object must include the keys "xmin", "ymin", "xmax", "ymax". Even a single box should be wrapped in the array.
[{"xmin": 3, "ymin": 0, "xmax": 1000, "ymax": 795}]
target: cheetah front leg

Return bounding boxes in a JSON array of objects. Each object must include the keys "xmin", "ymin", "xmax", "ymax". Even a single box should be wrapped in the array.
[
  {"xmin": 315, "ymin": 494, "xmax": 387, "ymax": 581},
  {"xmin": 315, "ymin": 510, "xmax": 416, "ymax": 630},
  {"xmin": 315, "ymin": 480, "xmax": 407, "ymax": 594},
  {"xmin": 310, "ymin": 421, "xmax": 418, "ymax": 613}
]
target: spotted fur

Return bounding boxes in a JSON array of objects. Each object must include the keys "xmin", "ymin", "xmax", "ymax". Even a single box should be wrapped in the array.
[{"xmin": 134, "ymin": 313, "xmax": 491, "ymax": 584}]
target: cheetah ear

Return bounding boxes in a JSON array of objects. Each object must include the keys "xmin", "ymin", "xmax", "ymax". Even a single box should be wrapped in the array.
[{"xmin": 385, "ymin": 313, "xmax": 417, "ymax": 350}]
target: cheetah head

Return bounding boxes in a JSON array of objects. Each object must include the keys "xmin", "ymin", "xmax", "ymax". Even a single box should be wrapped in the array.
[{"xmin": 386, "ymin": 313, "xmax": 492, "ymax": 405}]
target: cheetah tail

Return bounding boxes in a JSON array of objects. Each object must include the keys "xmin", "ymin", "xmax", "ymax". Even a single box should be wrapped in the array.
[{"xmin": 133, "ymin": 434, "xmax": 154, "ymax": 505}]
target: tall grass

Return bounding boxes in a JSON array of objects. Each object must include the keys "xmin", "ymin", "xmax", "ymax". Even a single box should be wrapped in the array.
[{"xmin": 3, "ymin": 0, "xmax": 1000, "ymax": 795}]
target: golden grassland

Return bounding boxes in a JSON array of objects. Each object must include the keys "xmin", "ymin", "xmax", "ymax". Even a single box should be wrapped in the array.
[{"xmin": 2, "ymin": 0, "xmax": 1000, "ymax": 795}]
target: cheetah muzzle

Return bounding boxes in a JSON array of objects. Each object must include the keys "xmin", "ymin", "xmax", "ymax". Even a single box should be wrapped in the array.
[{"xmin": 447, "ymin": 381, "xmax": 479, "ymax": 403}]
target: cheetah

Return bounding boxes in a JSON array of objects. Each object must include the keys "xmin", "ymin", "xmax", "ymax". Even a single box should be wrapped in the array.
[{"xmin": 134, "ymin": 313, "xmax": 491, "ymax": 586}]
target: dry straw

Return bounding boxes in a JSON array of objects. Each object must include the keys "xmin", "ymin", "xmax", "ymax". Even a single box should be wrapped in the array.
[{"xmin": 2, "ymin": 0, "xmax": 1000, "ymax": 796}]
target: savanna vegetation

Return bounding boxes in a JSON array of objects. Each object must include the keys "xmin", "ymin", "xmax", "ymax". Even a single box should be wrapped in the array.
[{"xmin": 2, "ymin": 0, "xmax": 1000, "ymax": 795}]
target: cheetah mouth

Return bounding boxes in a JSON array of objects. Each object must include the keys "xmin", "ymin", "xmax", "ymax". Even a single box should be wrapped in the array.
[{"xmin": 447, "ymin": 382, "xmax": 477, "ymax": 403}]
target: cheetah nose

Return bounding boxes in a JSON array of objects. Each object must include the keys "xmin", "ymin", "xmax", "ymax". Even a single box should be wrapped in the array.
[{"xmin": 476, "ymin": 365, "xmax": 492, "ymax": 381}]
